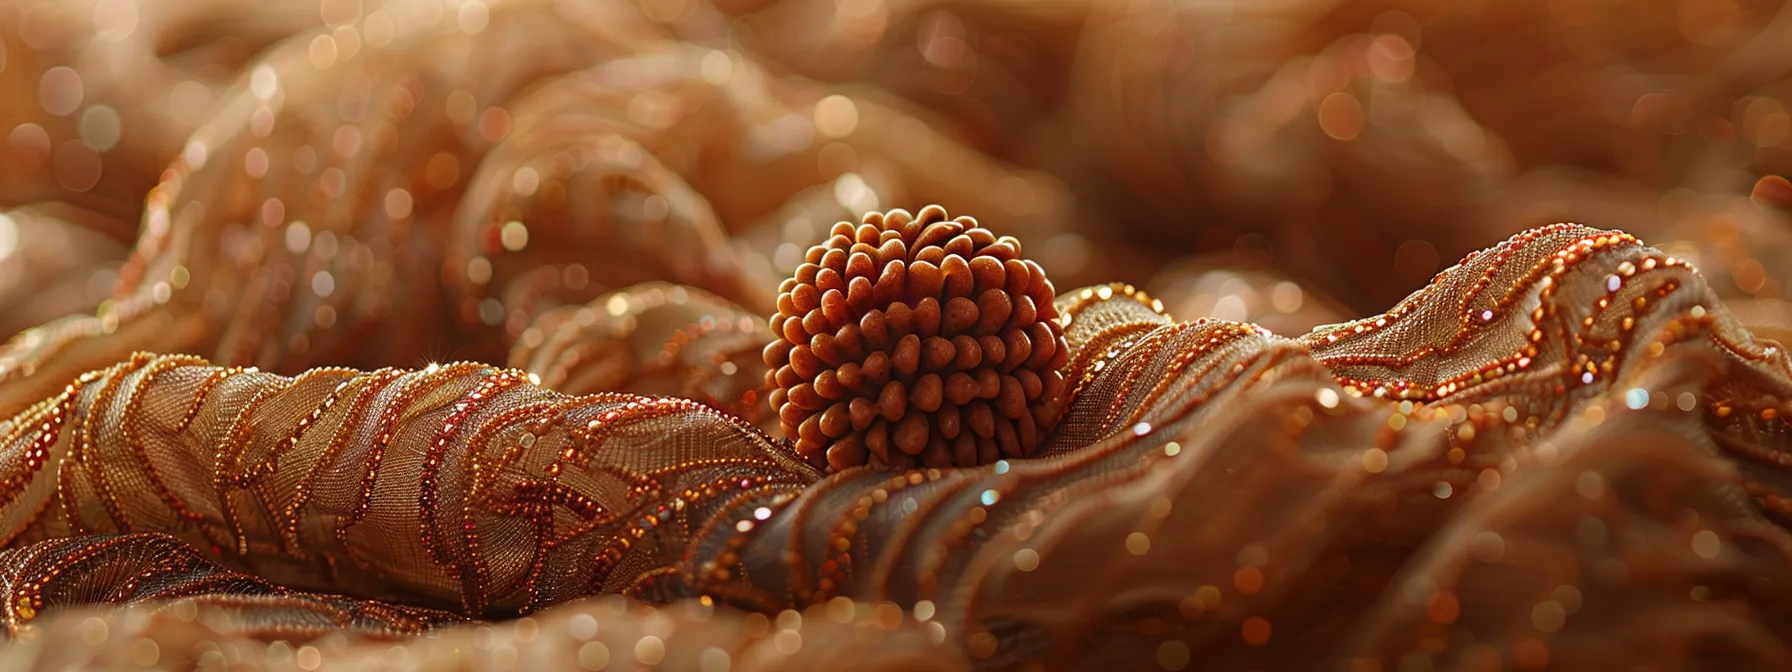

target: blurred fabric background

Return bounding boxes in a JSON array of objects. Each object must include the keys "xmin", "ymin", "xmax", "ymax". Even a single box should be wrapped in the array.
[{"xmin": 4, "ymin": 0, "xmax": 1792, "ymax": 346}]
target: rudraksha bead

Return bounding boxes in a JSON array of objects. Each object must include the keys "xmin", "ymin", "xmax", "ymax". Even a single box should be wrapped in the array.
[{"xmin": 764, "ymin": 205, "xmax": 1069, "ymax": 471}]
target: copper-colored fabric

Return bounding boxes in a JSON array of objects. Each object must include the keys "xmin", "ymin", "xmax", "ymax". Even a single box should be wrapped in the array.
[
  {"xmin": 0, "ymin": 352, "xmax": 816, "ymax": 615},
  {"xmin": 0, "ymin": 205, "xmax": 130, "ymax": 340},
  {"xmin": 4, "ymin": 586, "xmax": 968, "ymax": 671},
  {"xmin": 508, "ymin": 282, "xmax": 778, "ymax": 429},
  {"xmin": 0, "ymin": 533, "xmax": 464, "ymax": 637},
  {"xmin": 1, "ymin": 223, "xmax": 1790, "ymax": 669},
  {"xmin": 2, "ymin": 0, "xmax": 1792, "ymax": 669},
  {"xmin": 0, "ymin": 0, "xmax": 325, "ymax": 218},
  {"xmin": 0, "ymin": 0, "xmax": 1075, "ymax": 424}
]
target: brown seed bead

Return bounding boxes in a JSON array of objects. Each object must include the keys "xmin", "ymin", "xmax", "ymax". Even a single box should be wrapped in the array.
[
  {"xmin": 895, "ymin": 414, "xmax": 930, "ymax": 454},
  {"xmin": 921, "ymin": 439, "xmax": 953, "ymax": 468},
  {"xmin": 975, "ymin": 290, "xmax": 1013, "ymax": 336},
  {"xmin": 814, "ymin": 371, "xmax": 847, "ymax": 400},
  {"xmin": 980, "ymin": 335, "xmax": 1007, "ymax": 368},
  {"xmin": 923, "ymin": 336, "xmax": 956, "ymax": 370},
  {"xmin": 846, "ymin": 276, "xmax": 875, "ymax": 312},
  {"xmin": 893, "ymin": 335, "xmax": 922, "ymax": 375},
  {"xmin": 828, "ymin": 434, "xmax": 868, "ymax": 469},
  {"xmin": 941, "ymin": 255, "xmax": 975, "ymax": 298},
  {"xmin": 936, "ymin": 405, "xmax": 962, "ymax": 439},
  {"xmin": 775, "ymin": 365, "xmax": 803, "ymax": 389},
  {"xmin": 943, "ymin": 297, "xmax": 980, "ymax": 335},
  {"xmin": 969, "ymin": 256, "xmax": 1005, "ymax": 292},
  {"xmin": 820, "ymin": 403, "xmax": 851, "ymax": 437},
  {"xmin": 877, "ymin": 381, "xmax": 907, "ymax": 421},
  {"xmin": 764, "ymin": 205, "xmax": 1069, "ymax": 470},
  {"xmin": 866, "ymin": 421, "xmax": 892, "ymax": 461},
  {"xmin": 862, "ymin": 351, "xmax": 892, "ymax": 387},
  {"xmin": 951, "ymin": 434, "xmax": 978, "ymax": 466},
  {"xmin": 821, "ymin": 289, "xmax": 851, "ymax": 329},
  {"xmin": 849, "ymin": 398, "xmax": 877, "ymax": 429},
  {"xmin": 860, "ymin": 310, "xmax": 890, "ymax": 349},
  {"xmin": 912, "ymin": 374, "xmax": 944, "ymax": 412},
  {"xmin": 952, "ymin": 335, "xmax": 982, "ymax": 369}
]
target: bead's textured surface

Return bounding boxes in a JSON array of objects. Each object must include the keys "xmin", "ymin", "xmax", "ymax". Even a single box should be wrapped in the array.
[{"xmin": 764, "ymin": 205, "xmax": 1069, "ymax": 471}]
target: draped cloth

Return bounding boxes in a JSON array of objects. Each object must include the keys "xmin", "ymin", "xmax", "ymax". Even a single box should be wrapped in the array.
[
  {"xmin": 1, "ymin": 224, "xmax": 1790, "ymax": 670},
  {"xmin": 6, "ymin": 0, "xmax": 1792, "ymax": 668}
]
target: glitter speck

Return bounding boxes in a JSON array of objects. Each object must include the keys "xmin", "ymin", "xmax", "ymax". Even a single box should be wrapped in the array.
[
  {"xmin": 311, "ymin": 272, "xmax": 336, "ymax": 297},
  {"xmin": 251, "ymin": 65, "xmax": 279, "ymax": 100},
  {"xmin": 1126, "ymin": 532, "xmax": 1150, "ymax": 555},
  {"xmin": 1157, "ymin": 641, "xmax": 1191, "ymax": 671},
  {"xmin": 308, "ymin": 35, "xmax": 340, "ymax": 69},
  {"xmin": 699, "ymin": 648, "xmax": 730, "ymax": 672},
  {"xmin": 183, "ymin": 140, "xmax": 209, "ymax": 169},
  {"xmin": 1691, "ymin": 530, "xmax": 1721, "ymax": 559},
  {"xmin": 1013, "ymin": 548, "xmax": 1040, "ymax": 571},
  {"xmin": 500, "ymin": 221, "xmax": 530, "ymax": 251},
  {"xmin": 78, "ymin": 106, "xmax": 122, "ymax": 152},
  {"xmin": 635, "ymin": 635, "xmax": 667, "ymax": 665},
  {"xmin": 813, "ymin": 95, "xmax": 860, "ymax": 138},
  {"xmin": 458, "ymin": 1, "xmax": 491, "ymax": 34},
  {"xmin": 1362, "ymin": 448, "xmax": 1388, "ymax": 473},
  {"xmin": 0, "ymin": 215, "xmax": 16, "ymax": 261},
  {"xmin": 701, "ymin": 50, "xmax": 734, "ymax": 84},
  {"xmin": 1531, "ymin": 601, "xmax": 1566, "ymax": 633},
  {"xmin": 38, "ymin": 67, "xmax": 84, "ymax": 117},
  {"xmin": 1316, "ymin": 388, "xmax": 1339, "ymax": 408}
]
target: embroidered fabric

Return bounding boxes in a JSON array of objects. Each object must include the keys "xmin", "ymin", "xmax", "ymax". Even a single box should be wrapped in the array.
[
  {"xmin": 2, "ymin": 0, "xmax": 1792, "ymax": 670},
  {"xmin": 0, "ymin": 225, "xmax": 1789, "ymax": 669}
]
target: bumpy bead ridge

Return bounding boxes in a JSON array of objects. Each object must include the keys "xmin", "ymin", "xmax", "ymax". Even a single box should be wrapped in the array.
[{"xmin": 764, "ymin": 205, "xmax": 1070, "ymax": 471}]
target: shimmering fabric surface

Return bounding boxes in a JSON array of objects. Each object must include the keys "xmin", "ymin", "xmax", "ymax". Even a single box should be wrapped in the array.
[
  {"xmin": 2, "ymin": 0, "xmax": 1792, "ymax": 670},
  {"xmin": 1, "ymin": 224, "xmax": 1790, "ymax": 669}
]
